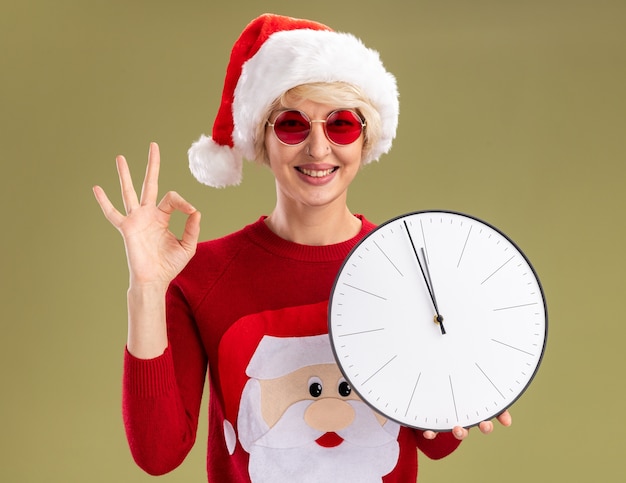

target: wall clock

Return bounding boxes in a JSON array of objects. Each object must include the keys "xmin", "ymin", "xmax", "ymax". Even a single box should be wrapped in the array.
[{"xmin": 328, "ymin": 211, "xmax": 547, "ymax": 431}]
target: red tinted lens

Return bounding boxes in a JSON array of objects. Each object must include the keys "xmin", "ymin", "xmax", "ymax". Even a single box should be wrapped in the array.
[
  {"xmin": 272, "ymin": 110, "xmax": 310, "ymax": 145},
  {"xmin": 325, "ymin": 110, "xmax": 364, "ymax": 145}
]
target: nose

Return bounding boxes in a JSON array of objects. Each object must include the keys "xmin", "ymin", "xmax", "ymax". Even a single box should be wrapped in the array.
[
  {"xmin": 305, "ymin": 120, "xmax": 331, "ymax": 158},
  {"xmin": 304, "ymin": 398, "xmax": 355, "ymax": 432}
]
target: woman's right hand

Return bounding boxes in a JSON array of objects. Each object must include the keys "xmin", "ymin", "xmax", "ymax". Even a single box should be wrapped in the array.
[
  {"xmin": 93, "ymin": 142, "xmax": 201, "ymax": 358},
  {"xmin": 93, "ymin": 142, "xmax": 201, "ymax": 289}
]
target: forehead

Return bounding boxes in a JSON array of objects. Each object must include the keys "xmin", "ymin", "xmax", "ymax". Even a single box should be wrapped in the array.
[
  {"xmin": 275, "ymin": 97, "xmax": 341, "ymax": 118},
  {"xmin": 280, "ymin": 88, "xmax": 357, "ymax": 109}
]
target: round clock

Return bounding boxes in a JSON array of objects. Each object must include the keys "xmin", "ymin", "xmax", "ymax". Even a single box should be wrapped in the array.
[{"xmin": 328, "ymin": 210, "xmax": 547, "ymax": 431}]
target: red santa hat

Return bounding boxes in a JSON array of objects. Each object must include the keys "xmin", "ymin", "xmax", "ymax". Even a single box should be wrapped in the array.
[{"xmin": 188, "ymin": 13, "xmax": 399, "ymax": 188}]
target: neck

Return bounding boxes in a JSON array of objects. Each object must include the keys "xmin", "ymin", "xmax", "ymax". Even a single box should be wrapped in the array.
[{"xmin": 265, "ymin": 202, "xmax": 361, "ymax": 246}]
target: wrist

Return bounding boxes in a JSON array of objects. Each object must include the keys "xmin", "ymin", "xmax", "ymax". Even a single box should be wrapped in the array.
[
  {"xmin": 128, "ymin": 277, "xmax": 170, "ymax": 295},
  {"xmin": 126, "ymin": 282, "xmax": 169, "ymax": 359}
]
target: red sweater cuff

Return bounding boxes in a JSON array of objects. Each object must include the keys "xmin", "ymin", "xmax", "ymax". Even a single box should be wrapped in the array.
[
  {"xmin": 123, "ymin": 346, "xmax": 177, "ymax": 398},
  {"xmin": 416, "ymin": 430, "xmax": 462, "ymax": 460}
]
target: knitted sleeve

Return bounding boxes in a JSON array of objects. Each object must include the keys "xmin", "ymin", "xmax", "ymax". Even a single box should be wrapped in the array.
[{"xmin": 122, "ymin": 281, "xmax": 208, "ymax": 475}]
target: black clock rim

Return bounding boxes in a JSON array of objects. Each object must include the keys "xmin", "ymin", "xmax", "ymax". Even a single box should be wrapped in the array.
[{"xmin": 327, "ymin": 209, "xmax": 549, "ymax": 432}]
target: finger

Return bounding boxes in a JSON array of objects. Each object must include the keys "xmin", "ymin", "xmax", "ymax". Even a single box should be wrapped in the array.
[
  {"xmin": 140, "ymin": 142, "xmax": 160, "ymax": 206},
  {"xmin": 157, "ymin": 191, "xmax": 197, "ymax": 216},
  {"xmin": 423, "ymin": 430, "xmax": 437, "ymax": 440},
  {"xmin": 496, "ymin": 410, "xmax": 512, "ymax": 427},
  {"xmin": 181, "ymin": 210, "xmax": 201, "ymax": 252},
  {"xmin": 452, "ymin": 426, "xmax": 469, "ymax": 440},
  {"xmin": 116, "ymin": 155, "xmax": 139, "ymax": 213},
  {"xmin": 92, "ymin": 185, "xmax": 125, "ymax": 227},
  {"xmin": 478, "ymin": 420, "xmax": 494, "ymax": 434}
]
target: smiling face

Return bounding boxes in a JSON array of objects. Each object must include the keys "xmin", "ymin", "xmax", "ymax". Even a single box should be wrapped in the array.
[{"xmin": 265, "ymin": 95, "xmax": 365, "ymax": 211}]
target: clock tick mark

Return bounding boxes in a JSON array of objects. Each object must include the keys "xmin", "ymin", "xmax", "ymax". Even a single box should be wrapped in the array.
[
  {"xmin": 363, "ymin": 355, "xmax": 398, "ymax": 385},
  {"xmin": 475, "ymin": 363, "xmax": 505, "ymax": 399},
  {"xmin": 491, "ymin": 339, "xmax": 535, "ymax": 356},
  {"xmin": 493, "ymin": 302, "xmax": 538, "ymax": 311},
  {"xmin": 373, "ymin": 240, "xmax": 403, "ymax": 276},
  {"xmin": 405, "ymin": 373, "xmax": 422, "ymax": 417},
  {"xmin": 449, "ymin": 375, "xmax": 459, "ymax": 422},
  {"xmin": 338, "ymin": 328, "xmax": 385, "ymax": 337},
  {"xmin": 481, "ymin": 256, "xmax": 515, "ymax": 285},
  {"xmin": 457, "ymin": 225, "xmax": 473, "ymax": 268},
  {"xmin": 342, "ymin": 283, "xmax": 387, "ymax": 300}
]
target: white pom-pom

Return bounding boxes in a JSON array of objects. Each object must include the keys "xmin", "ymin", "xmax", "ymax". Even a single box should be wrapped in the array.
[{"xmin": 188, "ymin": 134, "xmax": 243, "ymax": 188}]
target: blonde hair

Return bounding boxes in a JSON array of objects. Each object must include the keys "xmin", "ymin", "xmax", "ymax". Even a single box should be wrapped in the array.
[{"xmin": 254, "ymin": 82, "xmax": 382, "ymax": 165}]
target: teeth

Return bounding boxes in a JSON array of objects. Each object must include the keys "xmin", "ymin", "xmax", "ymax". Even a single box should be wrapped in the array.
[{"xmin": 299, "ymin": 167, "xmax": 336, "ymax": 178}]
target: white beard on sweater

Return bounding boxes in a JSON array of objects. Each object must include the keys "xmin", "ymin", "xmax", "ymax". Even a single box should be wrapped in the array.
[{"xmin": 237, "ymin": 378, "xmax": 400, "ymax": 483}]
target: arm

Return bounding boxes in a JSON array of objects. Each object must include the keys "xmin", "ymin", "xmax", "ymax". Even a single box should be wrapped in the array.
[
  {"xmin": 93, "ymin": 142, "xmax": 201, "ymax": 358},
  {"xmin": 122, "ymin": 283, "xmax": 208, "ymax": 475},
  {"xmin": 94, "ymin": 143, "xmax": 204, "ymax": 473}
]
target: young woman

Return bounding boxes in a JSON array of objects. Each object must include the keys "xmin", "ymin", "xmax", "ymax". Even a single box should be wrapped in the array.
[{"xmin": 93, "ymin": 14, "xmax": 511, "ymax": 482}]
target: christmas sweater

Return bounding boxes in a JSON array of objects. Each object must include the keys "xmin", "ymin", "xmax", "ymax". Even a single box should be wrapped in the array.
[{"xmin": 122, "ymin": 216, "xmax": 461, "ymax": 482}]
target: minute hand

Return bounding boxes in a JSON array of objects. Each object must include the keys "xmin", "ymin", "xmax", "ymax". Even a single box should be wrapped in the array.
[{"xmin": 403, "ymin": 221, "xmax": 446, "ymax": 335}]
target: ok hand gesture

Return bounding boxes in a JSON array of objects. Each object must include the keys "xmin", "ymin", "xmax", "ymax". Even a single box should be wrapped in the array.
[{"xmin": 93, "ymin": 142, "xmax": 201, "ymax": 289}]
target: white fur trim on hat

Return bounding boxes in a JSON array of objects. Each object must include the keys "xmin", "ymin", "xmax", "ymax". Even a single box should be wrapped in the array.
[
  {"xmin": 233, "ymin": 29, "xmax": 399, "ymax": 165},
  {"xmin": 246, "ymin": 335, "xmax": 335, "ymax": 379}
]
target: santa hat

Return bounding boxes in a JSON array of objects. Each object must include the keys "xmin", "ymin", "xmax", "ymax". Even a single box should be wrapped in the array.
[
  {"xmin": 188, "ymin": 13, "xmax": 399, "ymax": 188},
  {"xmin": 246, "ymin": 334, "xmax": 335, "ymax": 380}
]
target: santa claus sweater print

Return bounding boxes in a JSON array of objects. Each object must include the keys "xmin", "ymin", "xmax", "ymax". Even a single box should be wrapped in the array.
[{"xmin": 122, "ymin": 216, "xmax": 461, "ymax": 482}]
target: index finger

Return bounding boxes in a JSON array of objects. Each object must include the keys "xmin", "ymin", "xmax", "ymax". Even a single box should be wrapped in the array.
[
  {"xmin": 93, "ymin": 185, "xmax": 125, "ymax": 227},
  {"xmin": 140, "ymin": 142, "xmax": 161, "ymax": 206}
]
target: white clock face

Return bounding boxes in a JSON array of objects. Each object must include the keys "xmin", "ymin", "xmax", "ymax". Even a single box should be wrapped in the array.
[{"xmin": 329, "ymin": 211, "xmax": 547, "ymax": 431}]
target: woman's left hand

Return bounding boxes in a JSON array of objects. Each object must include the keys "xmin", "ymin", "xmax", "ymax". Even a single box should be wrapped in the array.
[{"xmin": 423, "ymin": 410, "xmax": 512, "ymax": 440}]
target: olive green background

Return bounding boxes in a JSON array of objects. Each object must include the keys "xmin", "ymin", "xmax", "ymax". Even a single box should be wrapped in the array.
[{"xmin": 1, "ymin": 0, "xmax": 624, "ymax": 481}]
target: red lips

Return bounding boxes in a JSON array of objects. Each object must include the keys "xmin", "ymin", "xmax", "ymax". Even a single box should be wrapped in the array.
[{"xmin": 315, "ymin": 432, "xmax": 344, "ymax": 448}]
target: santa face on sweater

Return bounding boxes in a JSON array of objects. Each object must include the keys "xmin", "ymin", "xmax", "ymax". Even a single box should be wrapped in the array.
[{"xmin": 235, "ymin": 335, "xmax": 400, "ymax": 482}]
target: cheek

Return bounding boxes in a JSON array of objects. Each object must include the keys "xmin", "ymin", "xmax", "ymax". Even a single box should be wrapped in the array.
[
  {"xmin": 258, "ymin": 378, "xmax": 296, "ymax": 428},
  {"xmin": 265, "ymin": 137, "xmax": 295, "ymax": 170},
  {"xmin": 342, "ymin": 141, "xmax": 365, "ymax": 168},
  {"xmin": 258, "ymin": 375, "xmax": 317, "ymax": 428}
]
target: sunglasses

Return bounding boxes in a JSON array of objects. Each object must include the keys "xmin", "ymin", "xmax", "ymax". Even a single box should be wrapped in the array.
[{"xmin": 267, "ymin": 109, "xmax": 366, "ymax": 146}]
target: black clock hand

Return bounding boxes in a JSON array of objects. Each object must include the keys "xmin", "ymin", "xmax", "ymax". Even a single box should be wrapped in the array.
[
  {"xmin": 403, "ymin": 220, "xmax": 446, "ymax": 335},
  {"xmin": 421, "ymin": 248, "xmax": 446, "ymax": 334}
]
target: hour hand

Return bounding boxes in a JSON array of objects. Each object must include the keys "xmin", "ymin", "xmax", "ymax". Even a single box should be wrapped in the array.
[{"xmin": 421, "ymin": 248, "xmax": 446, "ymax": 335}]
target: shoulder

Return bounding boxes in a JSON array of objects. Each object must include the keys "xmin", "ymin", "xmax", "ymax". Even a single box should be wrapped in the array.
[{"xmin": 168, "ymin": 218, "xmax": 265, "ymax": 299}]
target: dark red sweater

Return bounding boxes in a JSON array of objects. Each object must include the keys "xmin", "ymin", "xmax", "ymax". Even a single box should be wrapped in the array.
[{"xmin": 122, "ymin": 216, "xmax": 460, "ymax": 481}]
